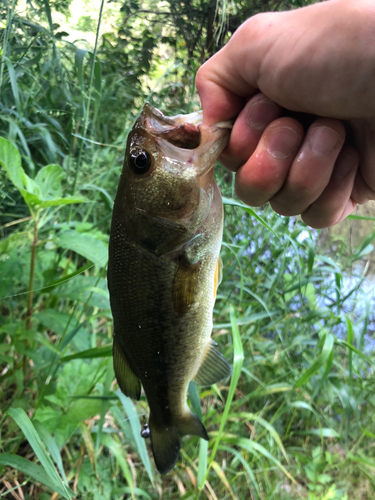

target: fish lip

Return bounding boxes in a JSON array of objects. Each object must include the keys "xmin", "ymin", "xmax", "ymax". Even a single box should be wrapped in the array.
[
  {"xmin": 140, "ymin": 103, "xmax": 202, "ymax": 150},
  {"xmin": 134, "ymin": 102, "xmax": 232, "ymax": 176},
  {"xmin": 140, "ymin": 103, "xmax": 233, "ymax": 151}
]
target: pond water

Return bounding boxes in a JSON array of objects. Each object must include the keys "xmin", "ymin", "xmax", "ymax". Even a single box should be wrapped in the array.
[{"xmin": 318, "ymin": 203, "xmax": 375, "ymax": 354}]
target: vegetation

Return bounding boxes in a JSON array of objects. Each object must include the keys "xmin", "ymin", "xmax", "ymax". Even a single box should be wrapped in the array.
[{"xmin": 1, "ymin": 0, "xmax": 375, "ymax": 498}]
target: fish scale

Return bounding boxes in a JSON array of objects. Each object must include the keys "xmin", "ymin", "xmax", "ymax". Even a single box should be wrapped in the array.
[{"xmin": 108, "ymin": 103, "xmax": 232, "ymax": 474}]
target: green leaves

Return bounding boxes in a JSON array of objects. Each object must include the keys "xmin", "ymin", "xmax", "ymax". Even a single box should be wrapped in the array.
[
  {"xmin": 198, "ymin": 306, "xmax": 245, "ymax": 490},
  {"xmin": 0, "ymin": 137, "xmax": 86, "ymax": 213},
  {"xmin": 0, "ymin": 136, "xmax": 24, "ymax": 189},
  {"xmin": 294, "ymin": 334, "xmax": 335, "ymax": 389},
  {"xmin": 5, "ymin": 408, "xmax": 73, "ymax": 498},
  {"xmin": 0, "ymin": 454, "xmax": 71, "ymax": 498},
  {"xmin": 115, "ymin": 391, "xmax": 154, "ymax": 483},
  {"xmin": 57, "ymin": 230, "xmax": 108, "ymax": 267},
  {"xmin": 223, "ymin": 197, "xmax": 278, "ymax": 237}
]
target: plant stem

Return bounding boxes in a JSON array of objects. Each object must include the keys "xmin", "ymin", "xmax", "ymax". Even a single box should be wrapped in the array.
[
  {"xmin": 70, "ymin": 0, "xmax": 106, "ymax": 198},
  {"xmin": 26, "ymin": 216, "xmax": 38, "ymax": 330}
]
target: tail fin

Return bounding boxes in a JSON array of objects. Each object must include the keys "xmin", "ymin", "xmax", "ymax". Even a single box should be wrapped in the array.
[{"xmin": 150, "ymin": 411, "xmax": 208, "ymax": 475}]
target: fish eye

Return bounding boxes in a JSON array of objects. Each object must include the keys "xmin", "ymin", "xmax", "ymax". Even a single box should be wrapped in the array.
[{"xmin": 130, "ymin": 150, "xmax": 152, "ymax": 174}]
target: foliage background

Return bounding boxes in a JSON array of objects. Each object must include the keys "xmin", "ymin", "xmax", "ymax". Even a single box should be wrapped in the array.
[{"xmin": 1, "ymin": 0, "xmax": 375, "ymax": 499}]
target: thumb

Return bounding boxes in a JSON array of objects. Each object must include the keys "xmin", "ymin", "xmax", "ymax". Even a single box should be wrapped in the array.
[{"xmin": 195, "ymin": 15, "xmax": 270, "ymax": 125}]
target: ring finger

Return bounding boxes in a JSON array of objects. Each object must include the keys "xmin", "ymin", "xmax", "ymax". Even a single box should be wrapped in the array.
[{"xmin": 270, "ymin": 118, "xmax": 346, "ymax": 216}]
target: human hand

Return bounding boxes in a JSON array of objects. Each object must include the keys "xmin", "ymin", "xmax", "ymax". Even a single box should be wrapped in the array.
[{"xmin": 196, "ymin": 0, "xmax": 375, "ymax": 228}]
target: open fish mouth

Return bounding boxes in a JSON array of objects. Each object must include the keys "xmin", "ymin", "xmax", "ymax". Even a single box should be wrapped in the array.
[{"xmin": 140, "ymin": 103, "xmax": 232, "ymax": 151}]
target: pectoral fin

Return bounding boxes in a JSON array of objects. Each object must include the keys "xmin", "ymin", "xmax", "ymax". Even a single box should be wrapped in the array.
[
  {"xmin": 194, "ymin": 339, "xmax": 232, "ymax": 387},
  {"xmin": 213, "ymin": 256, "xmax": 223, "ymax": 301},
  {"xmin": 173, "ymin": 259, "xmax": 201, "ymax": 317},
  {"xmin": 113, "ymin": 336, "xmax": 141, "ymax": 400}
]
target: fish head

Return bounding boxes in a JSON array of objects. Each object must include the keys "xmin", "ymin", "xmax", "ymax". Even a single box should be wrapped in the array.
[{"xmin": 117, "ymin": 103, "xmax": 231, "ymax": 229}]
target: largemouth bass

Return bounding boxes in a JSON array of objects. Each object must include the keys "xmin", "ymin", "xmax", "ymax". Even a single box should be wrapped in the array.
[{"xmin": 108, "ymin": 103, "xmax": 232, "ymax": 474}]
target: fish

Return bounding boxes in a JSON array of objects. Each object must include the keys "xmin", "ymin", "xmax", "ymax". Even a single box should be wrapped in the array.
[{"xmin": 107, "ymin": 102, "xmax": 232, "ymax": 475}]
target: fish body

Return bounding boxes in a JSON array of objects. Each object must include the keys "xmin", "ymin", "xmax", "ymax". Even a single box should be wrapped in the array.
[{"xmin": 108, "ymin": 103, "xmax": 231, "ymax": 474}]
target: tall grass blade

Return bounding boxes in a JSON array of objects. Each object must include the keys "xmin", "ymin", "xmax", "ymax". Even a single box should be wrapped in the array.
[
  {"xmin": 222, "ymin": 197, "xmax": 279, "ymax": 237},
  {"xmin": 71, "ymin": 0, "xmax": 106, "ymax": 196},
  {"xmin": 34, "ymin": 422, "xmax": 69, "ymax": 485},
  {"xmin": 198, "ymin": 305, "xmax": 244, "ymax": 491},
  {"xmin": 210, "ymin": 460, "xmax": 237, "ymax": 500},
  {"xmin": 346, "ymin": 317, "xmax": 354, "ymax": 443},
  {"xmin": 219, "ymin": 445, "xmax": 261, "ymax": 495},
  {"xmin": 95, "ymin": 357, "xmax": 113, "ymax": 451},
  {"xmin": 294, "ymin": 333, "xmax": 334, "ymax": 388},
  {"xmin": 101, "ymin": 434, "xmax": 135, "ymax": 499},
  {"xmin": 197, "ymin": 439, "xmax": 208, "ymax": 487},
  {"xmin": 7, "ymin": 408, "xmax": 72, "ymax": 498},
  {"xmin": 0, "ymin": 454, "xmax": 72, "ymax": 498},
  {"xmin": 221, "ymin": 436, "xmax": 297, "ymax": 484},
  {"xmin": 0, "ymin": 0, "xmax": 16, "ymax": 94},
  {"xmin": 115, "ymin": 390, "xmax": 154, "ymax": 483}
]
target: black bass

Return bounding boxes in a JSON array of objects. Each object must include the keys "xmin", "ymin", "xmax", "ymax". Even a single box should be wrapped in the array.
[{"xmin": 108, "ymin": 103, "xmax": 231, "ymax": 474}]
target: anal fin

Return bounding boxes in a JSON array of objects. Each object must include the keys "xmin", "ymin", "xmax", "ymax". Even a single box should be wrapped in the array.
[
  {"xmin": 113, "ymin": 335, "xmax": 141, "ymax": 400},
  {"xmin": 194, "ymin": 339, "xmax": 232, "ymax": 387}
]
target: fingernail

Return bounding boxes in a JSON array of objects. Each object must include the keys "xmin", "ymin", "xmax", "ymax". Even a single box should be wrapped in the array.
[
  {"xmin": 309, "ymin": 127, "xmax": 340, "ymax": 156},
  {"xmin": 249, "ymin": 99, "xmax": 279, "ymax": 130},
  {"xmin": 267, "ymin": 127, "xmax": 301, "ymax": 159}
]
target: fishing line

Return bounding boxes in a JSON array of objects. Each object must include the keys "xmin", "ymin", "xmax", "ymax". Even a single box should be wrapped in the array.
[
  {"xmin": 0, "ymin": 256, "xmax": 108, "ymax": 301},
  {"xmin": 118, "ymin": 413, "xmax": 147, "ymax": 424}
]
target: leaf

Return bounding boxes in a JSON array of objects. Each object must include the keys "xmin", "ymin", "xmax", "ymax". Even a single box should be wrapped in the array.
[
  {"xmin": 198, "ymin": 439, "xmax": 208, "ymax": 487},
  {"xmin": 188, "ymin": 380, "xmax": 202, "ymax": 420},
  {"xmin": 5, "ymin": 58, "xmax": 21, "ymax": 115},
  {"xmin": 75, "ymin": 48, "xmax": 89, "ymax": 87},
  {"xmin": 60, "ymin": 345, "xmax": 112, "ymax": 362},
  {"xmin": 7, "ymin": 408, "xmax": 73, "ymax": 498},
  {"xmin": 115, "ymin": 390, "xmax": 154, "ymax": 483},
  {"xmin": 221, "ymin": 436, "xmax": 297, "ymax": 484},
  {"xmin": 304, "ymin": 282, "xmax": 316, "ymax": 308},
  {"xmin": 218, "ymin": 445, "xmax": 260, "ymax": 495},
  {"xmin": 222, "ymin": 197, "xmax": 278, "ymax": 237},
  {"xmin": 0, "ymin": 138, "xmax": 86, "ymax": 210},
  {"xmin": 199, "ymin": 306, "xmax": 244, "ymax": 490},
  {"xmin": 0, "ymin": 136, "xmax": 24, "ymax": 190},
  {"xmin": 35, "ymin": 164, "xmax": 64, "ymax": 198},
  {"xmin": 101, "ymin": 435, "xmax": 135, "ymax": 499},
  {"xmin": 293, "ymin": 428, "xmax": 340, "ymax": 438},
  {"xmin": 211, "ymin": 460, "xmax": 237, "ymax": 500},
  {"xmin": 39, "ymin": 195, "xmax": 87, "ymax": 207},
  {"xmin": 33, "ymin": 422, "xmax": 69, "ymax": 485},
  {"xmin": 294, "ymin": 334, "xmax": 334, "ymax": 388},
  {"xmin": 230, "ymin": 412, "xmax": 289, "ymax": 463},
  {"xmin": 87, "ymin": 52, "xmax": 102, "ymax": 94},
  {"xmin": 348, "ymin": 452, "xmax": 375, "ymax": 469},
  {"xmin": 0, "ymin": 454, "xmax": 72, "ymax": 498},
  {"xmin": 57, "ymin": 230, "xmax": 108, "ymax": 267}
]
